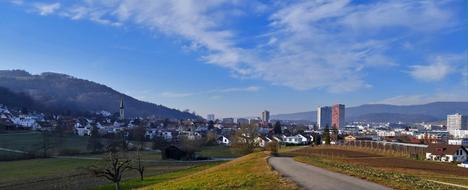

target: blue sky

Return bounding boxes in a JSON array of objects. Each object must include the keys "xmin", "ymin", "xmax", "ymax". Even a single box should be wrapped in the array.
[{"xmin": 0, "ymin": 0, "xmax": 467, "ymax": 118}]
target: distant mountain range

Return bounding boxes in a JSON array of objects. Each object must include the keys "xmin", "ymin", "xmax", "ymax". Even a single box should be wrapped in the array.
[
  {"xmin": 0, "ymin": 70, "xmax": 199, "ymax": 119},
  {"xmin": 272, "ymin": 102, "xmax": 468, "ymax": 123}
]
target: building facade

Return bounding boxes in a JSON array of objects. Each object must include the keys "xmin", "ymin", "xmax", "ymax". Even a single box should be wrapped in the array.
[
  {"xmin": 237, "ymin": 118, "xmax": 249, "ymax": 125},
  {"xmin": 207, "ymin": 114, "xmax": 215, "ymax": 121},
  {"xmin": 119, "ymin": 97, "xmax": 125, "ymax": 120},
  {"xmin": 222, "ymin": 118, "xmax": 234, "ymax": 124},
  {"xmin": 317, "ymin": 106, "xmax": 332, "ymax": 129},
  {"xmin": 262, "ymin": 110, "xmax": 270, "ymax": 123},
  {"xmin": 447, "ymin": 113, "xmax": 468, "ymax": 130},
  {"xmin": 332, "ymin": 104, "xmax": 345, "ymax": 129}
]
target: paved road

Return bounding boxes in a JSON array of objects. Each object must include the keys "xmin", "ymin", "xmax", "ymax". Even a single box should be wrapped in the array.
[
  {"xmin": 0, "ymin": 147, "xmax": 28, "ymax": 154},
  {"xmin": 269, "ymin": 157, "xmax": 392, "ymax": 190}
]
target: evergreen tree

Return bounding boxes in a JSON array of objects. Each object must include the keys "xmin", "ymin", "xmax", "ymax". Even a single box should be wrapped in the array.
[
  {"xmin": 132, "ymin": 126, "xmax": 146, "ymax": 149},
  {"xmin": 323, "ymin": 125, "xmax": 331, "ymax": 145},
  {"xmin": 273, "ymin": 121, "xmax": 282, "ymax": 135},
  {"xmin": 87, "ymin": 125, "xmax": 103, "ymax": 153},
  {"xmin": 208, "ymin": 120, "xmax": 215, "ymax": 130},
  {"xmin": 331, "ymin": 125, "xmax": 338, "ymax": 143}
]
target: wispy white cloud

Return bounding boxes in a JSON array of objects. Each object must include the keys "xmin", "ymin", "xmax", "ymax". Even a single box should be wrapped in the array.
[
  {"xmin": 160, "ymin": 92, "xmax": 194, "ymax": 98},
  {"xmin": 159, "ymin": 86, "xmax": 260, "ymax": 98},
  {"xmin": 376, "ymin": 93, "xmax": 467, "ymax": 105},
  {"xmin": 17, "ymin": 0, "xmax": 463, "ymax": 93},
  {"xmin": 34, "ymin": 2, "xmax": 60, "ymax": 16},
  {"xmin": 409, "ymin": 53, "xmax": 466, "ymax": 82},
  {"xmin": 10, "ymin": 0, "xmax": 23, "ymax": 5}
]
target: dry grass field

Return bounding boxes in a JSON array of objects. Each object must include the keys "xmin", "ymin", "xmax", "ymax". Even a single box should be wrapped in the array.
[
  {"xmin": 288, "ymin": 146, "xmax": 468, "ymax": 188},
  {"xmin": 140, "ymin": 152, "xmax": 299, "ymax": 190}
]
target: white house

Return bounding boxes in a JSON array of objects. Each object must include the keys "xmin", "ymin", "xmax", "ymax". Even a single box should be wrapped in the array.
[
  {"xmin": 458, "ymin": 162, "xmax": 468, "ymax": 168},
  {"xmin": 272, "ymin": 135, "xmax": 285, "ymax": 144},
  {"xmin": 448, "ymin": 139, "xmax": 468, "ymax": 145},
  {"xmin": 11, "ymin": 116, "xmax": 41, "ymax": 130},
  {"xmin": 255, "ymin": 136, "xmax": 272, "ymax": 147},
  {"xmin": 145, "ymin": 129, "xmax": 172, "ymax": 141},
  {"xmin": 76, "ymin": 127, "xmax": 91, "ymax": 136},
  {"xmin": 284, "ymin": 134, "xmax": 308, "ymax": 145},
  {"xmin": 425, "ymin": 145, "xmax": 468, "ymax": 163},
  {"xmin": 217, "ymin": 136, "xmax": 230, "ymax": 146}
]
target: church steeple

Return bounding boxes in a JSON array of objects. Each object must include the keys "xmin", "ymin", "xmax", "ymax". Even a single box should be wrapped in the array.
[{"xmin": 119, "ymin": 96, "xmax": 125, "ymax": 120}]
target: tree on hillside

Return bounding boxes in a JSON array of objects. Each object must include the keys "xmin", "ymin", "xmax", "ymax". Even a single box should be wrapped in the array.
[
  {"xmin": 132, "ymin": 126, "xmax": 146, "ymax": 149},
  {"xmin": 331, "ymin": 124, "xmax": 338, "ymax": 143},
  {"xmin": 273, "ymin": 121, "xmax": 282, "ymax": 135},
  {"xmin": 205, "ymin": 131, "xmax": 217, "ymax": 146},
  {"xmin": 230, "ymin": 124, "xmax": 258, "ymax": 155},
  {"xmin": 313, "ymin": 133, "xmax": 321, "ymax": 145},
  {"xmin": 87, "ymin": 125, "xmax": 103, "ymax": 153},
  {"xmin": 131, "ymin": 149, "xmax": 145, "ymax": 181},
  {"xmin": 323, "ymin": 125, "xmax": 331, "ymax": 145},
  {"xmin": 112, "ymin": 131, "xmax": 129, "ymax": 151},
  {"xmin": 88, "ymin": 149, "xmax": 132, "ymax": 190},
  {"xmin": 53, "ymin": 123, "xmax": 65, "ymax": 146},
  {"xmin": 179, "ymin": 137, "xmax": 204, "ymax": 160},
  {"xmin": 152, "ymin": 135, "xmax": 169, "ymax": 151},
  {"xmin": 207, "ymin": 120, "xmax": 215, "ymax": 130},
  {"xmin": 38, "ymin": 130, "xmax": 54, "ymax": 157}
]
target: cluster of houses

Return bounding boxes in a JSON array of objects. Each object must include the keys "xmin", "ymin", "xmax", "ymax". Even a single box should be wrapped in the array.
[
  {"xmin": 0, "ymin": 105, "xmax": 44, "ymax": 130},
  {"xmin": 2, "ymin": 104, "xmax": 468, "ymax": 167}
]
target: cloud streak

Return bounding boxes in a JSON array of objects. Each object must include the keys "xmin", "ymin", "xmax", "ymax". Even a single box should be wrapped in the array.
[
  {"xmin": 409, "ymin": 53, "xmax": 466, "ymax": 82},
  {"xmin": 160, "ymin": 86, "xmax": 260, "ymax": 98},
  {"xmin": 15, "ymin": 0, "xmax": 464, "ymax": 93},
  {"xmin": 34, "ymin": 2, "xmax": 60, "ymax": 16}
]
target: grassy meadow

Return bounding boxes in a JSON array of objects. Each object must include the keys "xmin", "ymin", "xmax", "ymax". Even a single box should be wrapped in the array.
[
  {"xmin": 197, "ymin": 145, "xmax": 239, "ymax": 158},
  {"xmin": 91, "ymin": 162, "xmax": 223, "ymax": 190},
  {"xmin": 0, "ymin": 131, "xmax": 91, "ymax": 154},
  {"xmin": 140, "ymin": 152, "xmax": 299, "ymax": 190},
  {"xmin": 0, "ymin": 156, "xmax": 218, "ymax": 190}
]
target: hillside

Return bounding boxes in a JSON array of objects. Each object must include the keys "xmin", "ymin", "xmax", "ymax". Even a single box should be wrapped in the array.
[
  {"xmin": 0, "ymin": 87, "xmax": 40, "ymax": 112},
  {"xmin": 0, "ymin": 70, "xmax": 199, "ymax": 119},
  {"xmin": 272, "ymin": 102, "xmax": 468, "ymax": 122},
  {"xmin": 140, "ymin": 152, "xmax": 298, "ymax": 190}
]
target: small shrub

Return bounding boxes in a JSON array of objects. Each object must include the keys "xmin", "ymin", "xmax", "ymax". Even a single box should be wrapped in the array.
[{"xmin": 265, "ymin": 141, "xmax": 279, "ymax": 156}]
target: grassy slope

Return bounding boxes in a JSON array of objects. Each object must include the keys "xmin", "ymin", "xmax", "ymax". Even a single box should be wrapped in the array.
[
  {"xmin": 90, "ymin": 162, "xmax": 223, "ymax": 190},
  {"xmin": 0, "ymin": 156, "xmax": 214, "ymax": 190},
  {"xmin": 0, "ymin": 158, "xmax": 96, "ymax": 183},
  {"xmin": 140, "ymin": 152, "xmax": 299, "ymax": 190},
  {"xmin": 197, "ymin": 145, "xmax": 239, "ymax": 158},
  {"xmin": 0, "ymin": 132, "xmax": 90, "ymax": 152}
]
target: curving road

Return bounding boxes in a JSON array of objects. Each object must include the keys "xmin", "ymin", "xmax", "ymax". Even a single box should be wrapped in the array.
[{"xmin": 269, "ymin": 157, "xmax": 392, "ymax": 190}]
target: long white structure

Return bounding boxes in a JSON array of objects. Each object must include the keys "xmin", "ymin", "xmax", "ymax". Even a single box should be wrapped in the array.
[{"xmin": 317, "ymin": 106, "xmax": 332, "ymax": 129}]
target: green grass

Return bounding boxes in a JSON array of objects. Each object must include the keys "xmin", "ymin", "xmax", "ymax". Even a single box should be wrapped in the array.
[
  {"xmin": 0, "ymin": 158, "xmax": 97, "ymax": 183},
  {"xmin": 75, "ymin": 151, "xmax": 162, "ymax": 160},
  {"xmin": 278, "ymin": 145, "xmax": 308, "ymax": 153},
  {"xmin": 90, "ymin": 162, "xmax": 223, "ymax": 190},
  {"xmin": 0, "ymin": 150, "xmax": 34, "ymax": 161},
  {"xmin": 0, "ymin": 156, "xmax": 217, "ymax": 190},
  {"xmin": 140, "ymin": 152, "xmax": 299, "ymax": 190},
  {"xmin": 0, "ymin": 132, "xmax": 91, "ymax": 153},
  {"xmin": 197, "ymin": 145, "xmax": 239, "ymax": 158}
]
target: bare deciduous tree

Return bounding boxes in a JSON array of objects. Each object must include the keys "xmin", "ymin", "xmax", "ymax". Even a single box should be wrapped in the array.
[
  {"xmin": 132, "ymin": 149, "xmax": 145, "ymax": 181},
  {"xmin": 88, "ymin": 150, "xmax": 132, "ymax": 190},
  {"xmin": 179, "ymin": 137, "xmax": 204, "ymax": 160},
  {"xmin": 39, "ymin": 130, "xmax": 54, "ymax": 157},
  {"xmin": 230, "ymin": 124, "xmax": 259, "ymax": 155}
]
